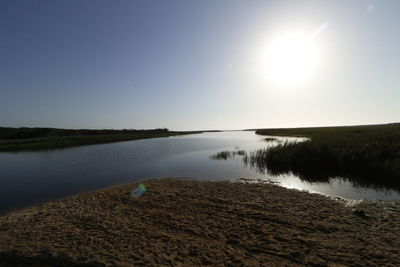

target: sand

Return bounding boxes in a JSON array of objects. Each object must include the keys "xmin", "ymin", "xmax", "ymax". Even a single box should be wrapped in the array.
[{"xmin": 0, "ymin": 178, "xmax": 399, "ymax": 266}]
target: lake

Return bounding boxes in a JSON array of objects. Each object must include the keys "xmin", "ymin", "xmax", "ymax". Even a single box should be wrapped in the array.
[{"xmin": 0, "ymin": 131, "xmax": 399, "ymax": 215}]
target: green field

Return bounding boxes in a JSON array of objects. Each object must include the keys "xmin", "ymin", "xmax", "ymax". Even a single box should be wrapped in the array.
[
  {"xmin": 0, "ymin": 127, "xmax": 206, "ymax": 152},
  {"xmin": 252, "ymin": 123, "xmax": 400, "ymax": 189}
]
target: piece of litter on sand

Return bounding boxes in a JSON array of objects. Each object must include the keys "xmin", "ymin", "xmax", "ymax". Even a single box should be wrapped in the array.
[{"xmin": 131, "ymin": 183, "xmax": 147, "ymax": 199}]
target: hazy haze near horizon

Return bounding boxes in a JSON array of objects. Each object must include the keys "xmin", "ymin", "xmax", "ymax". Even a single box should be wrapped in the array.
[{"xmin": 1, "ymin": 0, "xmax": 399, "ymax": 130}]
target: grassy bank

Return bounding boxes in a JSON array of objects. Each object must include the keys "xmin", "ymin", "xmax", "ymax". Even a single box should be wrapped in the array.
[
  {"xmin": 0, "ymin": 178, "xmax": 398, "ymax": 266},
  {"xmin": 253, "ymin": 123, "xmax": 400, "ymax": 189},
  {"xmin": 0, "ymin": 127, "xmax": 208, "ymax": 152}
]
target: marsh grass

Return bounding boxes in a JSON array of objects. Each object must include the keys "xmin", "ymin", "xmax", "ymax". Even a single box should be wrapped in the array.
[
  {"xmin": 210, "ymin": 151, "xmax": 232, "ymax": 160},
  {"xmin": 252, "ymin": 124, "xmax": 400, "ymax": 189},
  {"xmin": 236, "ymin": 150, "xmax": 246, "ymax": 156},
  {"xmin": 0, "ymin": 127, "xmax": 204, "ymax": 151},
  {"xmin": 264, "ymin": 137, "xmax": 278, "ymax": 142},
  {"xmin": 210, "ymin": 150, "xmax": 247, "ymax": 160}
]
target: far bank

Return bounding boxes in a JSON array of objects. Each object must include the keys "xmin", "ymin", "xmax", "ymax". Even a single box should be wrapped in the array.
[{"xmin": 0, "ymin": 127, "xmax": 220, "ymax": 151}]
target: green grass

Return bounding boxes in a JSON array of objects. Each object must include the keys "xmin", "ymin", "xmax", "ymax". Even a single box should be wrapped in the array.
[
  {"xmin": 0, "ymin": 127, "xmax": 206, "ymax": 152},
  {"xmin": 252, "ymin": 123, "xmax": 400, "ymax": 189}
]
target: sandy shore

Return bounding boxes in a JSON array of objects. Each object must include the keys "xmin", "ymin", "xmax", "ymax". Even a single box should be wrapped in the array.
[{"xmin": 0, "ymin": 178, "xmax": 399, "ymax": 266}]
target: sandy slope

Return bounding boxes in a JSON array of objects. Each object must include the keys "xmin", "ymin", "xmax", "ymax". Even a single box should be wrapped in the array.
[{"xmin": 0, "ymin": 178, "xmax": 399, "ymax": 266}]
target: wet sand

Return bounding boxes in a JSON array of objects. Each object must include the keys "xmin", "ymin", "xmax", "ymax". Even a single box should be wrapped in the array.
[{"xmin": 0, "ymin": 178, "xmax": 399, "ymax": 266}]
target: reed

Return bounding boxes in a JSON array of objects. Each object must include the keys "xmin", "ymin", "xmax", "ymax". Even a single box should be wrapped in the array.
[{"xmin": 251, "ymin": 123, "xmax": 400, "ymax": 189}]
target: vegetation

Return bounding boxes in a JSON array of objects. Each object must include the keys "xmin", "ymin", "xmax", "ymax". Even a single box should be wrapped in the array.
[
  {"xmin": 263, "ymin": 137, "xmax": 278, "ymax": 142},
  {"xmin": 252, "ymin": 123, "xmax": 400, "ymax": 189},
  {"xmin": 210, "ymin": 151, "xmax": 232, "ymax": 160},
  {"xmin": 0, "ymin": 127, "xmax": 205, "ymax": 152},
  {"xmin": 236, "ymin": 150, "xmax": 246, "ymax": 156},
  {"xmin": 210, "ymin": 150, "xmax": 247, "ymax": 160}
]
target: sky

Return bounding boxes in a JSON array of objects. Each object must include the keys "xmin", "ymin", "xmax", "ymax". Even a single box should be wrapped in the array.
[{"xmin": 1, "ymin": 0, "xmax": 399, "ymax": 130}]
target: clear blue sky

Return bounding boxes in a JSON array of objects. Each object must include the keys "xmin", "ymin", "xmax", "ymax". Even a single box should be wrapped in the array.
[{"xmin": 1, "ymin": 0, "xmax": 399, "ymax": 130}]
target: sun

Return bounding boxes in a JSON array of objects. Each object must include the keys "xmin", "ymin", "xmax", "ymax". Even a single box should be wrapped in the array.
[{"xmin": 264, "ymin": 33, "xmax": 317, "ymax": 84}]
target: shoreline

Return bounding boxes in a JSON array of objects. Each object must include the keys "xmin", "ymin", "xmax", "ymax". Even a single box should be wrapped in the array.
[
  {"xmin": 0, "ymin": 178, "xmax": 399, "ymax": 266},
  {"xmin": 0, "ymin": 128, "xmax": 214, "ymax": 152}
]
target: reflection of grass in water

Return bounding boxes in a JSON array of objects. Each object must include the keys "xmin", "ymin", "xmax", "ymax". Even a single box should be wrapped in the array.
[
  {"xmin": 211, "ymin": 150, "xmax": 247, "ymax": 160},
  {"xmin": 251, "ymin": 124, "xmax": 400, "ymax": 191}
]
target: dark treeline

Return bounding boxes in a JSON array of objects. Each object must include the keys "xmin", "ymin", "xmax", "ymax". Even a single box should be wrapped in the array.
[
  {"xmin": 0, "ymin": 127, "xmax": 170, "ymax": 140},
  {"xmin": 252, "ymin": 123, "xmax": 400, "ymax": 190}
]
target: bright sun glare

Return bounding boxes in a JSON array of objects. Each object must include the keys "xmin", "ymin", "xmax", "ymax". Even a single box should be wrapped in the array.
[{"xmin": 264, "ymin": 33, "xmax": 317, "ymax": 84}]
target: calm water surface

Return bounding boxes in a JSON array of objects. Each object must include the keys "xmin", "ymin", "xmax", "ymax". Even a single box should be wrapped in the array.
[{"xmin": 0, "ymin": 131, "xmax": 399, "ymax": 214}]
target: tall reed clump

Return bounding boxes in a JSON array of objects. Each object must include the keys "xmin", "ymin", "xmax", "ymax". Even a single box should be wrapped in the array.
[
  {"xmin": 210, "ymin": 150, "xmax": 247, "ymax": 160},
  {"xmin": 252, "ymin": 124, "xmax": 400, "ymax": 189}
]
